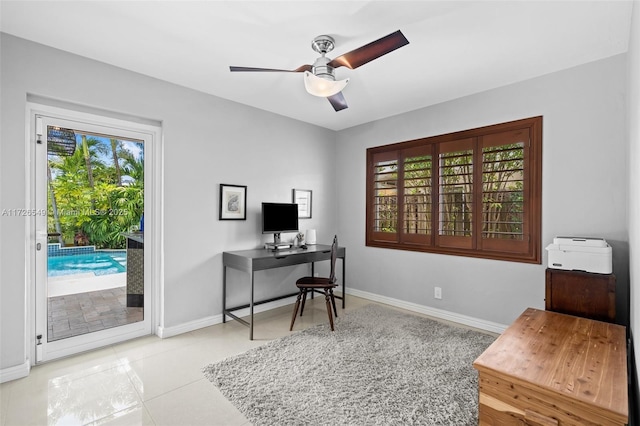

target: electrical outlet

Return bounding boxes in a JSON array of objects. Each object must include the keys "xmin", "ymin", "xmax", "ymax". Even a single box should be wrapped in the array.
[{"xmin": 434, "ymin": 286, "xmax": 442, "ymax": 299}]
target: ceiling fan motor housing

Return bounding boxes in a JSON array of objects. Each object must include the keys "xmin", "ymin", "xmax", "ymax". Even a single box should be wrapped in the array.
[{"xmin": 312, "ymin": 56, "xmax": 336, "ymax": 81}]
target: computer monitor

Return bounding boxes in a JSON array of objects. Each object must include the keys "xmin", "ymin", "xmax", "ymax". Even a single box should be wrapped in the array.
[{"xmin": 262, "ymin": 202, "xmax": 299, "ymax": 244}]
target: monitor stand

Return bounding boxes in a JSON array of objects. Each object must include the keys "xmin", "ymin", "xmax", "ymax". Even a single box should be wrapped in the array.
[{"xmin": 265, "ymin": 233, "xmax": 291, "ymax": 250}]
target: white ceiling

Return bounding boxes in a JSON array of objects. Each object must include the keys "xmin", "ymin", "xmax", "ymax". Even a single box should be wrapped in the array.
[{"xmin": 0, "ymin": 1, "xmax": 634, "ymax": 131}]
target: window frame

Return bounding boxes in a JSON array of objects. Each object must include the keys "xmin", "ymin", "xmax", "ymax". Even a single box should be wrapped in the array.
[{"xmin": 366, "ymin": 116, "xmax": 542, "ymax": 264}]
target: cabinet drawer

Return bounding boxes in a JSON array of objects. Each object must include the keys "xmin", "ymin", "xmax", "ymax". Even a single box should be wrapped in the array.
[
  {"xmin": 479, "ymin": 395, "xmax": 558, "ymax": 426},
  {"xmin": 545, "ymin": 268, "xmax": 615, "ymax": 322},
  {"xmin": 478, "ymin": 373, "xmax": 626, "ymax": 426}
]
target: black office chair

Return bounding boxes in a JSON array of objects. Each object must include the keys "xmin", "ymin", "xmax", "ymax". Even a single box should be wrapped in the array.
[{"xmin": 289, "ymin": 235, "xmax": 339, "ymax": 331}]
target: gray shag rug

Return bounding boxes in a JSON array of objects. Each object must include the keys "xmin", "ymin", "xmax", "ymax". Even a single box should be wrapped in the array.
[{"xmin": 203, "ymin": 304, "xmax": 496, "ymax": 425}]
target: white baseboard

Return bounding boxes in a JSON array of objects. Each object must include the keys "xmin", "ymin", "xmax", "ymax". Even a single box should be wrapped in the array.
[
  {"xmin": 160, "ymin": 290, "xmax": 506, "ymax": 338},
  {"xmin": 157, "ymin": 295, "xmax": 298, "ymax": 338},
  {"xmin": 345, "ymin": 288, "xmax": 508, "ymax": 334},
  {"xmin": 157, "ymin": 314, "xmax": 222, "ymax": 338},
  {"xmin": 0, "ymin": 359, "xmax": 30, "ymax": 384},
  {"xmin": 158, "ymin": 290, "xmax": 507, "ymax": 339}
]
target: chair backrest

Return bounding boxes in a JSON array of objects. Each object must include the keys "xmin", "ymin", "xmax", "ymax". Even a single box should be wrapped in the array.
[{"xmin": 329, "ymin": 235, "xmax": 338, "ymax": 284}]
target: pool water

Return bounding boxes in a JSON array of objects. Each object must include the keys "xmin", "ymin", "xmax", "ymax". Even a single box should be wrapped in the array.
[{"xmin": 48, "ymin": 252, "xmax": 127, "ymax": 277}]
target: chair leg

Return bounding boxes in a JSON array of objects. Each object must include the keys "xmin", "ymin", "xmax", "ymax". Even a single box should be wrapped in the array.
[
  {"xmin": 300, "ymin": 288, "xmax": 308, "ymax": 316},
  {"xmin": 290, "ymin": 290, "xmax": 303, "ymax": 331},
  {"xmin": 329, "ymin": 288, "xmax": 338, "ymax": 317},
  {"xmin": 324, "ymin": 289, "xmax": 335, "ymax": 331}
]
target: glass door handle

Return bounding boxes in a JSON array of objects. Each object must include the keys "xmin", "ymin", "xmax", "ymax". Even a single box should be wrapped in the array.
[{"xmin": 35, "ymin": 231, "xmax": 48, "ymax": 251}]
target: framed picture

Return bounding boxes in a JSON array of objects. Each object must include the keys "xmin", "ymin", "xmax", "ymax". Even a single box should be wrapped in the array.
[
  {"xmin": 219, "ymin": 184, "xmax": 247, "ymax": 220},
  {"xmin": 292, "ymin": 189, "xmax": 312, "ymax": 219}
]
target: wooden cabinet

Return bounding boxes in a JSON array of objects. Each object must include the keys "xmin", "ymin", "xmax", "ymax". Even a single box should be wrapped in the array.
[
  {"xmin": 545, "ymin": 268, "xmax": 616, "ymax": 323},
  {"xmin": 473, "ymin": 308, "xmax": 628, "ymax": 425}
]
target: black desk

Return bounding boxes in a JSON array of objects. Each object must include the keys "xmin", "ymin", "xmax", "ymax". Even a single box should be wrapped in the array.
[{"xmin": 222, "ymin": 244, "xmax": 346, "ymax": 339}]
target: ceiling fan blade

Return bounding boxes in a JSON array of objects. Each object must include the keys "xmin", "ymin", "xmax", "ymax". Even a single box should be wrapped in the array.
[
  {"xmin": 327, "ymin": 30, "xmax": 409, "ymax": 70},
  {"xmin": 230, "ymin": 65, "xmax": 312, "ymax": 73},
  {"xmin": 327, "ymin": 92, "xmax": 348, "ymax": 112}
]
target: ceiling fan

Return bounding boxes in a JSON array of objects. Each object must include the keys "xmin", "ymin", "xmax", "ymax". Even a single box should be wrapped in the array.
[{"xmin": 229, "ymin": 30, "xmax": 409, "ymax": 112}]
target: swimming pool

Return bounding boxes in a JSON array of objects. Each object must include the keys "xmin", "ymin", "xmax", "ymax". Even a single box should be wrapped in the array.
[{"xmin": 48, "ymin": 251, "xmax": 127, "ymax": 277}]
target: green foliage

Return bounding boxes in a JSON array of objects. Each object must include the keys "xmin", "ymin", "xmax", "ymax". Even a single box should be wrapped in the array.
[
  {"xmin": 48, "ymin": 137, "xmax": 144, "ymax": 249},
  {"xmin": 82, "ymin": 183, "xmax": 143, "ymax": 249}
]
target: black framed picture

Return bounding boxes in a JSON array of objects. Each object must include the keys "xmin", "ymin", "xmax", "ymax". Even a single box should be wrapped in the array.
[
  {"xmin": 219, "ymin": 184, "xmax": 247, "ymax": 220},
  {"xmin": 292, "ymin": 188, "xmax": 312, "ymax": 219}
]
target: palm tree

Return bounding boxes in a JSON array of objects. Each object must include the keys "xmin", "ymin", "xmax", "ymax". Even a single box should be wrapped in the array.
[
  {"xmin": 121, "ymin": 152, "xmax": 144, "ymax": 188},
  {"xmin": 46, "ymin": 162, "xmax": 64, "ymax": 246},
  {"xmin": 110, "ymin": 139, "xmax": 123, "ymax": 186},
  {"xmin": 48, "ymin": 138, "xmax": 105, "ymax": 244},
  {"xmin": 48, "ymin": 149, "xmax": 92, "ymax": 244},
  {"xmin": 81, "ymin": 135, "xmax": 95, "ymax": 189}
]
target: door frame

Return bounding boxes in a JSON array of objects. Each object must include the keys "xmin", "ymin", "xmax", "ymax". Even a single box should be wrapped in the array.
[{"xmin": 26, "ymin": 101, "xmax": 164, "ymax": 363}]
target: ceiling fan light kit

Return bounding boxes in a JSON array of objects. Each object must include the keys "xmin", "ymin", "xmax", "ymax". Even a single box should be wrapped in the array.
[
  {"xmin": 230, "ymin": 30, "xmax": 409, "ymax": 111},
  {"xmin": 304, "ymin": 36, "xmax": 350, "ymax": 98},
  {"xmin": 304, "ymin": 71, "xmax": 349, "ymax": 98}
]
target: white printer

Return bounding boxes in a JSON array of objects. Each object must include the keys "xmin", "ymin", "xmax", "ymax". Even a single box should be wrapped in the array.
[{"xmin": 545, "ymin": 237, "xmax": 612, "ymax": 274}]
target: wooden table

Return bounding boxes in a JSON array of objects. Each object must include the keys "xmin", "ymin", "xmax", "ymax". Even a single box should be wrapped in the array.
[
  {"xmin": 222, "ymin": 244, "xmax": 346, "ymax": 340},
  {"xmin": 473, "ymin": 308, "xmax": 628, "ymax": 425}
]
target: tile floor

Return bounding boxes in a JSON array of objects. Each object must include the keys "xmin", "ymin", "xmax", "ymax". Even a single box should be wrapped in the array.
[
  {"xmin": 48, "ymin": 287, "xmax": 144, "ymax": 341},
  {"xmin": 1, "ymin": 294, "xmax": 374, "ymax": 426}
]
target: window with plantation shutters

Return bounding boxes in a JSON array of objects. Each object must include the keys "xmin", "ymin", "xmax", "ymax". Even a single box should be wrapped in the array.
[
  {"xmin": 437, "ymin": 138, "xmax": 474, "ymax": 249},
  {"xmin": 402, "ymin": 146, "xmax": 432, "ymax": 245},
  {"xmin": 480, "ymin": 129, "xmax": 529, "ymax": 254},
  {"xmin": 366, "ymin": 116, "xmax": 542, "ymax": 264},
  {"xmin": 371, "ymin": 151, "xmax": 398, "ymax": 242}
]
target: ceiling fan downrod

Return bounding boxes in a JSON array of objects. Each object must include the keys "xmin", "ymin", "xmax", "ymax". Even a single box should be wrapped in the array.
[{"xmin": 310, "ymin": 35, "xmax": 336, "ymax": 81}]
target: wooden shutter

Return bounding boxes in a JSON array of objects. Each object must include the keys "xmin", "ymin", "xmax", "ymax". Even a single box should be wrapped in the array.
[
  {"xmin": 369, "ymin": 150, "xmax": 399, "ymax": 243},
  {"xmin": 436, "ymin": 138, "xmax": 474, "ymax": 249},
  {"xmin": 479, "ymin": 129, "xmax": 529, "ymax": 253},
  {"xmin": 401, "ymin": 145, "xmax": 433, "ymax": 245}
]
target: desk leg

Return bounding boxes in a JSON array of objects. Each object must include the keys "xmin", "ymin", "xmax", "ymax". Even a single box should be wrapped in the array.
[
  {"xmin": 249, "ymin": 271, "xmax": 255, "ymax": 340},
  {"xmin": 342, "ymin": 258, "xmax": 346, "ymax": 309},
  {"xmin": 310, "ymin": 262, "xmax": 315, "ymax": 300},
  {"xmin": 222, "ymin": 266, "xmax": 227, "ymax": 323}
]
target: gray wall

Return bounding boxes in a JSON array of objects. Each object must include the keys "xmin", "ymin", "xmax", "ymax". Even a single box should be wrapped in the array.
[
  {"xmin": 336, "ymin": 54, "xmax": 629, "ymax": 327},
  {"xmin": 0, "ymin": 34, "xmax": 338, "ymax": 371}
]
